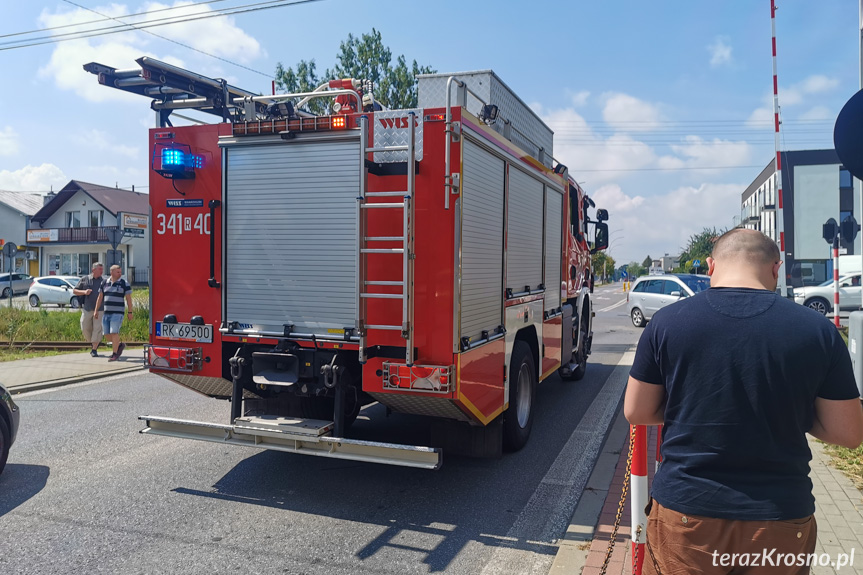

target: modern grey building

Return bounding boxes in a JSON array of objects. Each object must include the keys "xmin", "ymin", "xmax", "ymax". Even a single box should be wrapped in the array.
[{"xmin": 741, "ymin": 149, "xmax": 857, "ymax": 287}]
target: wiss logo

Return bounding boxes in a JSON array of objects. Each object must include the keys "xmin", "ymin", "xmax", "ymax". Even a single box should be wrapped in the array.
[{"xmin": 378, "ymin": 117, "xmax": 420, "ymax": 129}]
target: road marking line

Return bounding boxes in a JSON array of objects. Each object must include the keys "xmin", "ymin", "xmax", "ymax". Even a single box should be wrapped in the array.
[
  {"xmin": 480, "ymin": 350, "xmax": 635, "ymax": 575},
  {"xmin": 597, "ymin": 299, "xmax": 627, "ymax": 313}
]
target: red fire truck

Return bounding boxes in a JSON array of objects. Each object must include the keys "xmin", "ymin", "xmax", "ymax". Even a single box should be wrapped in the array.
[{"xmin": 86, "ymin": 59, "xmax": 609, "ymax": 469}]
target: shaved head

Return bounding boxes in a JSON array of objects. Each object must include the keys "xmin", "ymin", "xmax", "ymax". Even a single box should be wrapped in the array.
[{"xmin": 711, "ymin": 229, "xmax": 780, "ymax": 266}]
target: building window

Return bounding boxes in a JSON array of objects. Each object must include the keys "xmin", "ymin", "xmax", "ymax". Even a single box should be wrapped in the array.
[
  {"xmin": 65, "ymin": 211, "xmax": 81, "ymax": 228},
  {"xmin": 840, "ymin": 168, "xmax": 852, "ymax": 189},
  {"xmin": 88, "ymin": 210, "xmax": 104, "ymax": 227}
]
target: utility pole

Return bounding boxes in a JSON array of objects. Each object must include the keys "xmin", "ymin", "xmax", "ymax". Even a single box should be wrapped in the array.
[{"xmin": 771, "ymin": 0, "xmax": 790, "ymax": 297}]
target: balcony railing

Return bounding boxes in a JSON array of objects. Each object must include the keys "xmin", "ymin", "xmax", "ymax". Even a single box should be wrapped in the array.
[{"xmin": 27, "ymin": 226, "xmax": 121, "ymax": 243}]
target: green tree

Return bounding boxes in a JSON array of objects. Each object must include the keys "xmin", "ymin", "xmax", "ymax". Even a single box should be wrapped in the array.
[
  {"xmin": 592, "ymin": 252, "xmax": 616, "ymax": 281},
  {"xmin": 674, "ymin": 227, "xmax": 724, "ymax": 273},
  {"xmin": 625, "ymin": 261, "xmax": 646, "ymax": 278},
  {"xmin": 274, "ymin": 59, "xmax": 327, "ymax": 114},
  {"xmin": 642, "ymin": 255, "xmax": 653, "ymax": 269},
  {"xmin": 274, "ymin": 28, "xmax": 435, "ymax": 113}
]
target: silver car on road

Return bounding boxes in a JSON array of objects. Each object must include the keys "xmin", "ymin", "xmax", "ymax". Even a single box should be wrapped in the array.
[
  {"xmin": 0, "ymin": 273, "xmax": 33, "ymax": 299},
  {"xmin": 627, "ymin": 274, "xmax": 711, "ymax": 327},
  {"xmin": 792, "ymin": 274, "xmax": 861, "ymax": 315}
]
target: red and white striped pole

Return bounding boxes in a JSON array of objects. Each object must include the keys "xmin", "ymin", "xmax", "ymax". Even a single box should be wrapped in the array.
[
  {"xmin": 631, "ymin": 425, "xmax": 648, "ymax": 575},
  {"xmin": 771, "ymin": 0, "xmax": 789, "ymax": 298},
  {"xmin": 834, "ymin": 235, "xmax": 841, "ymax": 328}
]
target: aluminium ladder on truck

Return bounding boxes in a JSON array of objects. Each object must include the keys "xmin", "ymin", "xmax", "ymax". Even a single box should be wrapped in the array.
[{"xmin": 356, "ymin": 114, "xmax": 417, "ymax": 366}]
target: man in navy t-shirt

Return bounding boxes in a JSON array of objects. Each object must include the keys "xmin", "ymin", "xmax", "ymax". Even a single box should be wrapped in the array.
[{"xmin": 625, "ymin": 229, "xmax": 863, "ymax": 575}]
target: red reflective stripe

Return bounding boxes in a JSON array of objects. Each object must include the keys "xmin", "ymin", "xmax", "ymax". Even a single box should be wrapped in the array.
[
  {"xmin": 780, "ymin": 231, "xmax": 785, "ymax": 250},
  {"xmin": 631, "ymin": 425, "xmax": 648, "ymax": 477},
  {"xmin": 778, "ymin": 188, "xmax": 783, "ymax": 209}
]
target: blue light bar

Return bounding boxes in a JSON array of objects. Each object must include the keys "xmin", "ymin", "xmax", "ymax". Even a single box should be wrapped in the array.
[
  {"xmin": 162, "ymin": 148, "xmax": 185, "ymax": 167},
  {"xmin": 161, "ymin": 148, "xmax": 203, "ymax": 169}
]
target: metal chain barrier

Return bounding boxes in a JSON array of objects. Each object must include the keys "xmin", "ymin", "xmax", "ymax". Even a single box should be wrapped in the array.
[{"xmin": 599, "ymin": 425, "xmax": 637, "ymax": 575}]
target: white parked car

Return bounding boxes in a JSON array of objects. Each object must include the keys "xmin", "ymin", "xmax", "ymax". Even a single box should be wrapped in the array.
[
  {"xmin": 792, "ymin": 274, "xmax": 861, "ymax": 315},
  {"xmin": 28, "ymin": 276, "xmax": 83, "ymax": 308}
]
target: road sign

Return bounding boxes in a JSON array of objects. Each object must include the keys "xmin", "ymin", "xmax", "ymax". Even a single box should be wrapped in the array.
[
  {"xmin": 106, "ymin": 249, "xmax": 123, "ymax": 269},
  {"xmin": 105, "ymin": 228, "xmax": 125, "ymax": 249},
  {"xmin": 2, "ymin": 242, "xmax": 16, "ymax": 259},
  {"xmin": 692, "ymin": 259, "xmax": 701, "ymax": 268},
  {"xmin": 834, "ymin": 89, "xmax": 863, "ymax": 181},
  {"xmin": 841, "ymin": 215, "xmax": 860, "ymax": 245},
  {"xmin": 824, "ymin": 218, "xmax": 839, "ymax": 244}
]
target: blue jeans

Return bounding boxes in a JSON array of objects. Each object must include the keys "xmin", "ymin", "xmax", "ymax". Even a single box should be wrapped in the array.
[{"xmin": 102, "ymin": 312, "xmax": 124, "ymax": 335}]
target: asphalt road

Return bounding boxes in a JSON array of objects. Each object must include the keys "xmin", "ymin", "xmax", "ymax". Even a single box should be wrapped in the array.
[{"xmin": 0, "ymin": 284, "xmax": 640, "ymax": 575}]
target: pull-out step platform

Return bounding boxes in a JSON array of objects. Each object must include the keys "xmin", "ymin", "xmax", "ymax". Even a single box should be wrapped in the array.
[{"xmin": 139, "ymin": 415, "xmax": 441, "ymax": 470}]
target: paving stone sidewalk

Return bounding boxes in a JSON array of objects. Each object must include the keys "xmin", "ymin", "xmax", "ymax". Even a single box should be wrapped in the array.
[{"xmin": 2, "ymin": 347, "xmax": 146, "ymax": 393}]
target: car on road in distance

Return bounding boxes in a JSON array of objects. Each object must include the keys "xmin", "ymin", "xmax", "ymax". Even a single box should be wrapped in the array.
[
  {"xmin": 792, "ymin": 274, "xmax": 861, "ymax": 316},
  {"xmin": 627, "ymin": 273, "xmax": 711, "ymax": 327},
  {"xmin": 27, "ymin": 275, "xmax": 83, "ymax": 308},
  {"xmin": 0, "ymin": 382, "xmax": 20, "ymax": 475},
  {"xmin": 0, "ymin": 273, "xmax": 33, "ymax": 299}
]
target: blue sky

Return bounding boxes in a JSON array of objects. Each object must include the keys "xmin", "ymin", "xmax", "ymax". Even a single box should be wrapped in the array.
[{"xmin": 0, "ymin": 0, "xmax": 858, "ymax": 263}]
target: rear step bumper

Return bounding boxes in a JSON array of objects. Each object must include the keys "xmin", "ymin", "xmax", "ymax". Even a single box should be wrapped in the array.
[{"xmin": 139, "ymin": 415, "xmax": 442, "ymax": 470}]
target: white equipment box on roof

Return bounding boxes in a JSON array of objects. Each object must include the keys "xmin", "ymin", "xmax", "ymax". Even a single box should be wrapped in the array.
[{"xmin": 417, "ymin": 70, "xmax": 554, "ymax": 166}]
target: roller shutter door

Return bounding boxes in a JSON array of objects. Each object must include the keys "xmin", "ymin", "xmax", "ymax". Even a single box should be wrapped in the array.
[
  {"xmin": 224, "ymin": 138, "xmax": 360, "ymax": 336},
  {"xmin": 506, "ymin": 168, "xmax": 544, "ymax": 294},
  {"xmin": 545, "ymin": 188, "xmax": 563, "ymax": 311},
  {"xmin": 460, "ymin": 140, "xmax": 505, "ymax": 343}
]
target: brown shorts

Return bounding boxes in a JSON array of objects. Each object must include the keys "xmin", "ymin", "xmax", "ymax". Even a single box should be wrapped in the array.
[{"xmin": 643, "ymin": 499, "xmax": 817, "ymax": 575}]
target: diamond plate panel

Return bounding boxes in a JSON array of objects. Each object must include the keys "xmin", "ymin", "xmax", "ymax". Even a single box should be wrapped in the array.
[
  {"xmin": 417, "ymin": 71, "xmax": 553, "ymax": 166},
  {"xmin": 372, "ymin": 109, "xmax": 423, "ymax": 163},
  {"xmin": 368, "ymin": 392, "xmax": 472, "ymax": 422}
]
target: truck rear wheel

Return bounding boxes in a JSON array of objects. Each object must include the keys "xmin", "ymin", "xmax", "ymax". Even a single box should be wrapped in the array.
[
  {"xmin": 570, "ymin": 311, "xmax": 589, "ymax": 381},
  {"xmin": 503, "ymin": 340, "xmax": 536, "ymax": 452}
]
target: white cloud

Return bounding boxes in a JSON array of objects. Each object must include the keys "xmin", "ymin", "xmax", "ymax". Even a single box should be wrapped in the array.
[
  {"xmin": 37, "ymin": 2, "xmax": 263, "ymax": 102},
  {"xmin": 594, "ymin": 182, "xmax": 743, "ymax": 263},
  {"xmin": 747, "ymin": 106, "xmax": 773, "ymax": 127},
  {"xmin": 658, "ymin": 136, "xmax": 752, "ymax": 174},
  {"xmin": 747, "ymin": 74, "xmax": 840, "ymax": 126},
  {"xmin": 601, "ymin": 93, "xmax": 664, "ymax": 132},
  {"xmin": 708, "ymin": 36, "xmax": 733, "ymax": 68},
  {"xmin": 0, "ymin": 127, "xmax": 19, "ymax": 156},
  {"xmin": 798, "ymin": 75, "xmax": 840, "ymax": 95},
  {"xmin": 0, "ymin": 164, "xmax": 67, "ymax": 191},
  {"xmin": 72, "ymin": 129, "xmax": 140, "ymax": 159},
  {"xmin": 543, "ymin": 107, "xmax": 657, "ymax": 184},
  {"xmin": 570, "ymin": 91, "xmax": 590, "ymax": 107},
  {"xmin": 800, "ymin": 106, "xmax": 833, "ymax": 121}
]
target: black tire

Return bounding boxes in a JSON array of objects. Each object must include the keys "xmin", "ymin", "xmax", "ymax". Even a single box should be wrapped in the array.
[
  {"xmin": 631, "ymin": 307, "xmax": 646, "ymax": 327},
  {"xmin": 804, "ymin": 297, "xmax": 830, "ymax": 316},
  {"xmin": 1, "ymin": 287, "xmax": 10, "ymax": 299},
  {"xmin": 29, "ymin": 295, "xmax": 39, "ymax": 308},
  {"xmin": 70, "ymin": 297, "xmax": 81, "ymax": 309},
  {"xmin": 503, "ymin": 340, "xmax": 536, "ymax": 452},
  {"xmin": 0, "ymin": 415, "xmax": 10, "ymax": 476},
  {"xmin": 571, "ymin": 309, "xmax": 590, "ymax": 381}
]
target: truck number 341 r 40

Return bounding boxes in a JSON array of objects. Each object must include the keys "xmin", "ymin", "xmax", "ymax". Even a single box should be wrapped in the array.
[{"xmin": 155, "ymin": 213, "xmax": 210, "ymax": 235}]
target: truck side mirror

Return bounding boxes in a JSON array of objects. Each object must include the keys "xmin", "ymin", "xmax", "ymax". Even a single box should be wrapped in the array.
[
  {"xmin": 596, "ymin": 208, "xmax": 609, "ymax": 222},
  {"xmin": 591, "ymin": 222, "xmax": 609, "ymax": 254}
]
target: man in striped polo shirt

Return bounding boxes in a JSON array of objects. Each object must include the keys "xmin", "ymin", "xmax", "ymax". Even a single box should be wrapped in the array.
[{"xmin": 93, "ymin": 265, "xmax": 133, "ymax": 361}]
